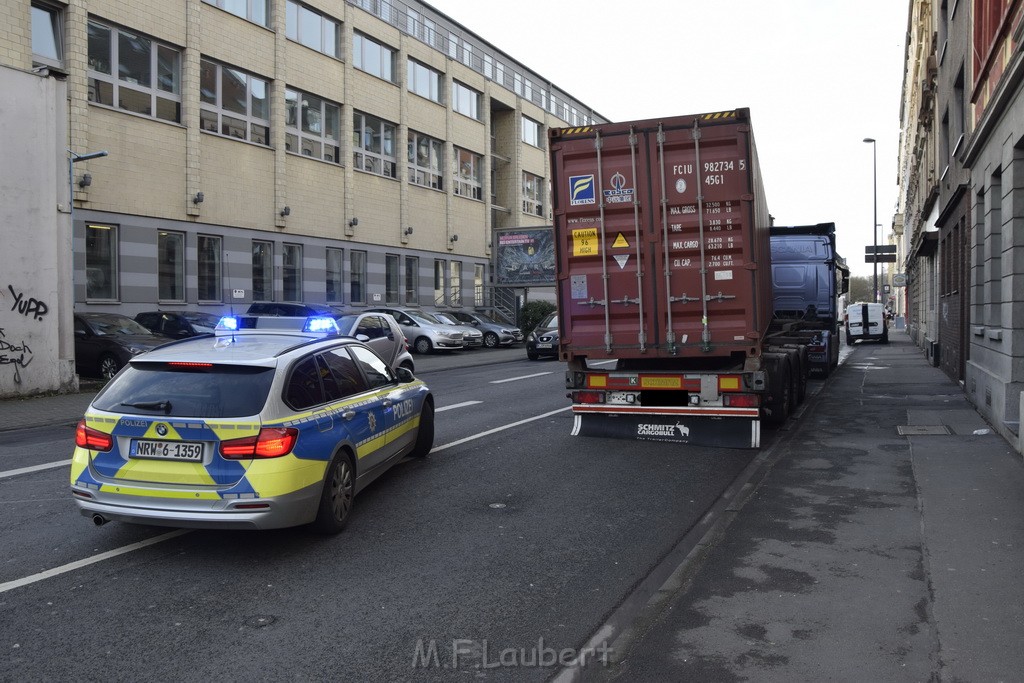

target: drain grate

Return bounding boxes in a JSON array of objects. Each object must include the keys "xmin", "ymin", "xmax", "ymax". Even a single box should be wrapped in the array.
[{"xmin": 897, "ymin": 425, "xmax": 951, "ymax": 436}]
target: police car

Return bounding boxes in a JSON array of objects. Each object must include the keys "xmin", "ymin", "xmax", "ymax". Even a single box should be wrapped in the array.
[{"xmin": 70, "ymin": 315, "xmax": 434, "ymax": 533}]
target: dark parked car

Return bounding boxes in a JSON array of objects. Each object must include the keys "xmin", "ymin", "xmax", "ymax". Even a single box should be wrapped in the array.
[
  {"xmin": 246, "ymin": 302, "xmax": 338, "ymax": 317},
  {"xmin": 526, "ymin": 311, "xmax": 559, "ymax": 360},
  {"xmin": 134, "ymin": 311, "xmax": 222, "ymax": 339},
  {"xmin": 74, "ymin": 312, "xmax": 167, "ymax": 379}
]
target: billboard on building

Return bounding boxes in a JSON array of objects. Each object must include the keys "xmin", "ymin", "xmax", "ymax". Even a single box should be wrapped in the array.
[{"xmin": 494, "ymin": 227, "xmax": 555, "ymax": 286}]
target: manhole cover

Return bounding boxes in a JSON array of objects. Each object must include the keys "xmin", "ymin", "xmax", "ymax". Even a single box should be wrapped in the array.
[{"xmin": 897, "ymin": 425, "xmax": 951, "ymax": 436}]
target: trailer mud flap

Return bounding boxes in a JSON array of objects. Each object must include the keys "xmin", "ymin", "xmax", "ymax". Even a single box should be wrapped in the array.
[{"xmin": 571, "ymin": 411, "xmax": 760, "ymax": 449}]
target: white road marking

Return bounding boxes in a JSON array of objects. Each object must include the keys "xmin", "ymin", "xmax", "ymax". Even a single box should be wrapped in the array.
[
  {"xmin": 435, "ymin": 401, "xmax": 483, "ymax": 412},
  {"xmin": 489, "ymin": 372, "xmax": 553, "ymax": 384},
  {"xmin": 432, "ymin": 406, "xmax": 572, "ymax": 453},
  {"xmin": 0, "ymin": 529, "xmax": 191, "ymax": 594},
  {"xmin": 0, "ymin": 460, "xmax": 70, "ymax": 479}
]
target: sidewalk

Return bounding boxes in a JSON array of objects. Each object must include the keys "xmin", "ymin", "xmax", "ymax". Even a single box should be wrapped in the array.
[
  {"xmin": 0, "ymin": 345, "xmax": 528, "ymax": 432},
  {"xmin": 598, "ymin": 331, "xmax": 1024, "ymax": 682}
]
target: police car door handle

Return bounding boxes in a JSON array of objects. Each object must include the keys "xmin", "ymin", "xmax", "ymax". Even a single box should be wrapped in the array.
[
  {"xmin": 381, "ymin": 398, "xmax": 393, "ymax": 407},
  {"xmin": 341, "ymin": 410, "xmax": 356, "ymax": 420}
]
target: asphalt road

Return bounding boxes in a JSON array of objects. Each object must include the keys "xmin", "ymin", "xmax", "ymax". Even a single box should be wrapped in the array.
[{"xmin": 0, "ymin": 353, "xmax": 769, "ymax": 681}]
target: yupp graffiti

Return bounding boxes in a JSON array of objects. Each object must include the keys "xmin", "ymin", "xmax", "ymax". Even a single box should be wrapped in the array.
[{"xmin": 1, "ymin": 284, "xmax": 47, "ymax": 384}]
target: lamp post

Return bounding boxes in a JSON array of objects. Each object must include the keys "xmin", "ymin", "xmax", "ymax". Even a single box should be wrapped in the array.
[{"xmin": 863, "ymin": 138, "xmax": 878, "ymax": 302}]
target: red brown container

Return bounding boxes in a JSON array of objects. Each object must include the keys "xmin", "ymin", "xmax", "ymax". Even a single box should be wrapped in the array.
[{"xmin": 549, "ymin": 109, "xmax": 772, "ymax": 366}]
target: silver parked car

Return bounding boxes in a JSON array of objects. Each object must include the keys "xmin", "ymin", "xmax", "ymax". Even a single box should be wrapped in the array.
[
  {"xmin": 431, "ymin": 311, "xmax": 484, "ymax": 348},
  {"xmin": 333, "ymin": 310, "xmax": 415, "ymax": 373},
  {"xmin": 366, "ymin": 307, "xmax": 465, "ymax": 354},
  {"xmin": 442, "ymin": 310, "xmax": 523, "ymax": 348}
]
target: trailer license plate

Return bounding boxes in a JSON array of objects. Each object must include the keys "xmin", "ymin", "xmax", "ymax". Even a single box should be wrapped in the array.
[{"xmin": 130, "ymin": 439, "xmax": 203, "ymax": 461}]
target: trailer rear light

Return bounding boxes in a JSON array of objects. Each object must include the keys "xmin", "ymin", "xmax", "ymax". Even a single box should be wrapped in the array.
[
  {"xmin": 718, "ymin": 375, "xmax": 742, "ymax": 392},
  {"xmin": 574, "ymin": 391, "xmax": 605, "ymax": 404},
  {"xmin": 75, "ymin": 420, "xmax": 113, "ymax": 452},
  {"xmin": 724, "ymin": 394, "xmax": 759, "ymax": 408},
  {"xmin": 220, "ymin": 428, "xmax": 298, "ymax": 459}
]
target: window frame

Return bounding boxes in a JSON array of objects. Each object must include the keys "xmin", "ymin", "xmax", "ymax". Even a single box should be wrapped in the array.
[
  {"xmin": 353, "ymin": 32, "xmax": 396, "ymax": 82},
  {"xmin": 353, "ymin": 110, "xmax": 398, "ymax": 178},
  {"xmin": 158, "ymin": 230, "xmax": 186, "ymax": 303},
  {"xmin": 87, "ymin": 19, "xmax": 181, "ymax": 123},
  {"xmin": 197, "ymin": 234, "xmax": 222, "ymax": 303},
  {"xmin": 85, "ymin": 223, "xmax": 119, "ymax": 302},
  {"xmin": 252, "ymin": 239, "xmax": 274, "ymax": 302},
  {"xmin": 200, "ymin": 57, "xmax": 270, "ymax": 145},
  {"xmin": 202, "ymin": 0, "xmax": 269, "ymax": 27},
  {"xmin": 385, "ymin": 253, "xmax": 400, "ymax": 305},
  {"xmin": 31, "ymin": 1, "xmax": 64, "ymax": 70},
  {"xmin": 326, "ymin": 247, "xmax": 345, "ymax": 304},
  {"xmin": 452, "ymin": 80, "xmax": 481, "ymax": 120},
  {"xmin": 350, "ymin": 250, "xmax": 367, "ymax": 305},
  {"xmin": 407, "ymin": 57, "xmax": 443, "ymax": 104},
  {"xmin": 453, "ymin": 147, "xmax": 483, "ymax": 200},
  {"xmin": 408, "ymin": 130, "xmax": 444, "ymax": 190},
  {"xmin": 282, "ymin": 243, "xmax": 303, "ymax": 302},
  {"xmin": 404, "ymin": 256, "xmax": 419, "ymax": 305},
  {"xmin": 522, "ymin": 171, "xmax": 544, "ymax": 217},
  {"xmin": 286, "ymin": 0, "xmax": 341, "ymax": 58},
  {"xmin": 285, "ymin": 87, "xmax": 341, "ymax": 163},
  {"xmin": 521, "ymin": 116, "xmax": 542, "ymax": 148}
]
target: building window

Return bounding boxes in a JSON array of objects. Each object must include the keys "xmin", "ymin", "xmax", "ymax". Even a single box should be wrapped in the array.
[
  {"xmin": 158, "ymin": 231, "xmax": 185, "ymax": 302},
  {"xmin": 86, "ymin": 223, "xmax": 118, "ymax": 301},
  {"xmin": 523, "ymin": 172, "xmax": 544, "ymax": 217},
  {"xmin": 407, "ymin": 58, "xmax": 442, "ymax": 104},
  {"xmin": 453, "ymin": 81, "xmax": 480, "ymax": 120},
  {"xmin": 433, "ymin": 259, "xmax": 445, "ymax": 304},
  {"xmin": 200, "ymin": 58, "xmax": 269, "ymax": 145},
  {"xmin": 408, "ymin": 131, "xmax": 444, "ymax": 190},
  {"xmin": 353, "ymin": 111, "xmax": 397, "ymax": 178},
  {"xmin": 197, "ymin": 234, "xmax": 222, "ymax": 302},
  {"xmin": 327, "ymin": 247, "xmax": 345, "ymax": 303},
  {"xmin": 404, "ymin": 256, "xmax": 419, "ymax": 305},
  {"xmin": 350, "ymin": 250, "xmax": 367, "ymax": 304},
  {"xmin": 454, "ymin": 147, "xmax": 482, "ymax": 200},
  {"xmin": 522, "ymin": 116, "xmax": 542, "ymax": 147},
  {"xmin": 252, "ymin": 240, "xmax": 273, "ymax": 301},
  {"xmin": 202, "ymin": 0, "xmax": 268, "ymax": 27},
  {"xmin": 449, "ymin": 261, "xmax": 462, "ymax": 306},
  {"xmin": 87, "ymin": 20, "xmax": 181, "ymax": 123},
  {"xmin": 286, "ymin": 1, "xmax": 340, "ymax": 58},
  {"xmin": 31, "ymin": 2, "xmax": 63, "ymax": 70},
  {"xmin": 286, "ymin": 88, "xmax": 340, "ymax": 163},
  {"xmin": 474, "ymin": 264, "xmax": 484, "ymax": 306},
  {"xmin": 282, "ymin": 244, "xmax": 302, "ymax": 302},
  {"xmin": 353, "ymin": 32, "xmax": 395, "ymax": 82},
  {"xmin": 386, "ymin": 254, "xmax": 399, "ymax": 304}
]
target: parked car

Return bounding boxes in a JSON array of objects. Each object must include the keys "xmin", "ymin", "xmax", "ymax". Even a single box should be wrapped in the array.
[
  {"xmin": 334, "ymin": 310, "xmax": 415, "ymax": 373},
  {"xmin": 431, "ymin": 311, "xmax": 484, "ymax": 348},
  {"xmin": 365, "ymin": 307, "xmax": 465, "ymax": 354},
  {"xmin": 135, "ymin": 310, "xmax": 222, "ymax": 339},
  {"xmin": 845, "ymin": 301, "xmax": 888, "ymax": 344},
  {"xmin": 70, "ymin": 315, "xmax": 434, "ymax": 533},
  {"xmin": 442, "ymin": 310, "xmax": 523, "ymax": 348},
  {"xmin": 73, "ymin": 312, "xmax": 167, "ymax": 380},
  {"xmin": 246, "ymin": 302, "xmax": 338, "ymax": 317},
  {"xmin": 526, "ymin": 311, "xmax": 560, "ymax": 360}
]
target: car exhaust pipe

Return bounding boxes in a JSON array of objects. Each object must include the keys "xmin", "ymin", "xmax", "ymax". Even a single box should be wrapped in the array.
[{"xmin": 92, "ymin": 514, "xmax": 109, "ymax": 527}]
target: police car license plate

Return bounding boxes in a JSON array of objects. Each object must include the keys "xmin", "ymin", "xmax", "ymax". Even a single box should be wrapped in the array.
[{"xmin": 130, "ymin": 439, "xmax": 203, "ymax": 461}]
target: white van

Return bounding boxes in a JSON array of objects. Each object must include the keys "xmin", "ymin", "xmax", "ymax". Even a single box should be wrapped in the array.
[{"xmin": 845, "ymin": 302, "xmax": 888, "ymax": 344}]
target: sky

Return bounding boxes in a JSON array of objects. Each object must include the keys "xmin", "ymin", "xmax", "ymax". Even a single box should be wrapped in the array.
[{"xmin": 426, "ymin": 0, "xmax": 908, "ymax": 278}]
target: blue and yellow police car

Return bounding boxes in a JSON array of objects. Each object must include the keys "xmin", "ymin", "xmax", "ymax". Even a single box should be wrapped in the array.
[{"xmin": 70, "ymin": 316, "xmax": 434, "ymax": 533}]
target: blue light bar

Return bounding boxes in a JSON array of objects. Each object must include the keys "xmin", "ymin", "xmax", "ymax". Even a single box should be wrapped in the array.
[
  {"xmin": 216, "ymin": 316, "xmax": 239, "ymax": 331},
  {"xmin": 304, "ymin": 316, "xmax": 340, "ymax": 334}
]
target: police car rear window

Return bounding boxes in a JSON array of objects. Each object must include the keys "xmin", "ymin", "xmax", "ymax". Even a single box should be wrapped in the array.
[{"xmin": 92, "ymin": 363, "xmax": 274, "ymax": 418}]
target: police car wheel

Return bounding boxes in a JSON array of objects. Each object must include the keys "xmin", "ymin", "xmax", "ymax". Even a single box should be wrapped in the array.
[
  {"xmin": 410, "ymin": 401, "xmax": 434, "ymax": 458},
  {"xmin": 313, "ymin": 452, "xmax": 355, "ymax": 534}
]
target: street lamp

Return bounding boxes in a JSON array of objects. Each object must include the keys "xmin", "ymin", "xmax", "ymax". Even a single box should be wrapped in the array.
[{"xmin": 863, "ymin": 138, "xmax": 878, "ymax": 302}]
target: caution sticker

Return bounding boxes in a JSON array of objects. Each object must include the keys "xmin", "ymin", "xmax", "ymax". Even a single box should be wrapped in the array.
[
  {"xmin": 612, "ymin": 233, "xmax": 629, "ymax": 248},
  {"xmin": 572, "ymin": 228, "xmax": 599, "ymax": 257}
]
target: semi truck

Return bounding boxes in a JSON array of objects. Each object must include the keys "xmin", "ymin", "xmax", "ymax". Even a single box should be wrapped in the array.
[
  {"xmin": 549, "ymin": 108, "xmax": 830, "ymax": 449},
  {"xmin": 769, "ymin": 223, "xmax": 850, "ymax": 377}
]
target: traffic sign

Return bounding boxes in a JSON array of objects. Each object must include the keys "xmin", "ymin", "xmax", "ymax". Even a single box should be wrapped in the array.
[
  {"xmin": 865, "ymin": 254, "xmax": 897, "ymax": 263},
  {"xmin": 865, "ymin": 245, "xmax": 897, "ymax": 254}
]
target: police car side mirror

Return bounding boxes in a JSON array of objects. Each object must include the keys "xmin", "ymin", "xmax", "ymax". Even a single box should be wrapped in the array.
[{"xmin": 395, "ymin": 366, "xmax": 415, "ymax": 383}]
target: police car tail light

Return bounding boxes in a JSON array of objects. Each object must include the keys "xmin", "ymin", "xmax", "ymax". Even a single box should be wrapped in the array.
[
  {"xmin": 219, "ymin": 427, "xmax": 298, "ymax": 459},
  {"xmin": 75, "ymin": 420, "xmax": 113, "ymax": 452}
]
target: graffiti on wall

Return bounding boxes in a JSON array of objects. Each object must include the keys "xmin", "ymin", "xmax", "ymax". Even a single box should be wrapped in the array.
[{"xmin": 1, "ymin": 284, "xmax": 47, "ymax": 384}]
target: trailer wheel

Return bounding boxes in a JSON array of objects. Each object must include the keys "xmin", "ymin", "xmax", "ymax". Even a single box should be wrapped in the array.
[
  {"xmin": 763, "ymin": 355, "xmax": 792, "ymax": 427},
  {"xmin": 794, "ymin": 347, "xmax": 808, "ymax": 404}
]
